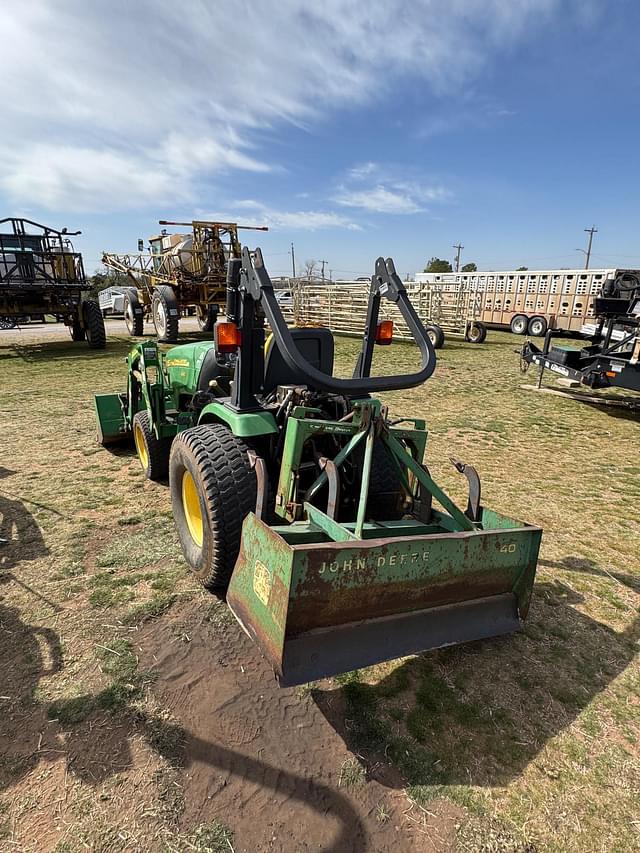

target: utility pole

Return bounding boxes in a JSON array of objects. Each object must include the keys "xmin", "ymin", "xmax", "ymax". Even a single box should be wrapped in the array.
[
  {"xmin": 290, "ymin": 242, "xmax": 296, "ymax": 278},
  {"xmin": 583, "ymin": 226, "xmax": 597, "ymax": 269},
  {"xmin": 453, "ymin": 243, "xmax": 464, "ymax": 272},
  {"xmin": 320, "ymin": 259, "xmax": 328, "ymax": 282}
]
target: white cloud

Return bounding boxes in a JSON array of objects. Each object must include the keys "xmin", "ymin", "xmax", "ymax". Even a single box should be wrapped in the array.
[
  {"xmin": 207, "ymin": 201, "xmax": 361, "ymax": 232},
  {"xmin": 0, "ymin": 0, "xmax": 567, "ymax": 212},
  {"xmin": 335, "ymin": 186, "xmax": 424, "ymax": 214},
  {"xmin": 335, "ymin": 167, "xmax": 451, "ymax": 214}
]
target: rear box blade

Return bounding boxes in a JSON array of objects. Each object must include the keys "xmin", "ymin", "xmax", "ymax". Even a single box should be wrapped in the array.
[{"xmin": 227, "ymin": 511, "xmax": 541, "ymax": 687}]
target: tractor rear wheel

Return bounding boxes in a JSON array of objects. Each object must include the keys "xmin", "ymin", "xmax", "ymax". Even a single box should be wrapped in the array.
[
  {"xmin": 83, "ymin": 300, "xmax": 106, "ymax": 349},
  {"xmin": 367, "ymin": 441, "xmax": 406, "ymax": 520},
  {"xmin": 425, "ymin": 324, "xmax": 445, "ymax": 349},
  {"xmin": 196, "ymin": 304, "xmax": 218, "ymax": 332},
  {"xmin": 152, "ymin": 285, "xmax": 179, "ymax": 343},
  {"xmin": 169, "ymin": 424, "xmax": 257, "ymax": 590},
  {"xmin": 124, "ymin": 289, "xmax": 144, "ymax": 336},
  {"xmin": 132, "ymin": 410, "xmax": 171, "ymax": 481}
]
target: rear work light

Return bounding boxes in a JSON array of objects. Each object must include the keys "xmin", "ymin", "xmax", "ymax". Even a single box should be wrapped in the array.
[
  {"xmin": 375, "ymin": 320, "xmax": 394, "ymax": 345},
  {"xmin": 215, "ymin": 322, "xmax": 242, "ymax": 353}
]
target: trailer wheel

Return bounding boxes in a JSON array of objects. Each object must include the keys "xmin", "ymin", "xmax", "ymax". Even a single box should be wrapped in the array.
[
  {"xmin": 196, "ymin": 304, "xmax": 218, "ymax": 333},
  {"xmin": 83, "ymin": 300, "xmax": 106, "ymax": 349},
  {"xmin": 169, "ymin": 424, "xmax": 257, "ymax": 590},
  {"xmin": 425, "ymin": 324, "xmax": 445, "ymax": 349},
  {"xmin": 132, "ymin": 410, "xmax": 171, "ymax": 481},
  {"xmin": 465, "ymin": 321, "xmax": 487, "ymax": 344},
  {"xmin": 510, "ymin": 315, "xmax": 528, "ymax": 335},
  {"xmin": 69, "ymin": 314, "xmax": 85, "ymax": 341},
  {"xmin": 124, "ymin": 289, "xmax": 144, "ymax": 336},
  {"xmin": 152, "ymin": 286, "xmax": 179, "ymax": 343},
  {"xmin": 527, "ymin": 316, "xmax": 547, "ymax": 337}
]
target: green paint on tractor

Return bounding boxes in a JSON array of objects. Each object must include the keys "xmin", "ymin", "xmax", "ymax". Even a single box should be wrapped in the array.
[{"xmin": 94, "ymin": 249, "xmax": 543, "ymax": 687}]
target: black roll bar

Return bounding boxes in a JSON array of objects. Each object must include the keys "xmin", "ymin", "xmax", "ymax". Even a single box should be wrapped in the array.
[{"xmin": 238, "ymin": 247, "xmax": 436, "ymax": 395}]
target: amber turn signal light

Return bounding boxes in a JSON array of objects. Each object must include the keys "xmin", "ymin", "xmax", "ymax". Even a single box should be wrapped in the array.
[
  {"xmin": 375, "ymin": 319, "xmax": 394, "ymax": 345},
  {"xmin": 215, "ymin": 322, "xmax": 242, "ymax": 353}
]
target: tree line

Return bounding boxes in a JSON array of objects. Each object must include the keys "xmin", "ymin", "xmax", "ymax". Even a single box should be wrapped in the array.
[{"xmin": 424, "ymin": 258, "xmax": 528, "ymax": 273}]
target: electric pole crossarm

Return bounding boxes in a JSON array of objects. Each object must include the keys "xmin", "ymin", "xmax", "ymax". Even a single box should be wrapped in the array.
[{"xmin": 453, "ymin": 243, "xmax": 464, "ymax": 272}]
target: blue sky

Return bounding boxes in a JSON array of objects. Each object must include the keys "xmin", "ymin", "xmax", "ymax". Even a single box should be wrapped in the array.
[{"xmin": 2, "ymin": 1, "xmax": 639, "ymax": 278}]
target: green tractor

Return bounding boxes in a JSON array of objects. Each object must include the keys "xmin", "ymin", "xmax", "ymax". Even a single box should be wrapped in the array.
[{"xmin": 95, "ymin": 249, "xmax": 542, "ymax": 687}]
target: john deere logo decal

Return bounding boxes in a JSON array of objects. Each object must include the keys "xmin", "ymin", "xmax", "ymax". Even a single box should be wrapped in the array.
[{"xmin": 253, "ymin": 560, "xmax": 272, "ymax": 606}]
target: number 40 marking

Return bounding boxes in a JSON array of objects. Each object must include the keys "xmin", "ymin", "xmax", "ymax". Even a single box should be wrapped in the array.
[{"xmin": 500, "ymin": 543, "xmax": 517, "ymax": 553}]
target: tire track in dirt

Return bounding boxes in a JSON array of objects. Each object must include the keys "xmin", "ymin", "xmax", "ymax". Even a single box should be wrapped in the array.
[{"xmin": 138, "ymin": 599, "xmax": 457, "ymax": 853}]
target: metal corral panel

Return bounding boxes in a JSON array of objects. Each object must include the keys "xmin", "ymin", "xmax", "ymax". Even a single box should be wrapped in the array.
[{"xmin": 283, "ymin": 278, "xmax": 478, "ymax": 339}]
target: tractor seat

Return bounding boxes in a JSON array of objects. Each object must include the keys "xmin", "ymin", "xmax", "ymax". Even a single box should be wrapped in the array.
[
  {"xmin": 263, "ymin": 326, "xmax": 335, "ymax": 393},
  {"xmin": 197, "ymin": 345, "xmax": 235, "ymax": 393}
]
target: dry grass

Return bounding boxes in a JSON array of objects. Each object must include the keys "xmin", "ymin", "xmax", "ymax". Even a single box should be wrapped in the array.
[{"xmin": 0, "ymin": 324, "xmax": 638, "ymax": 851}]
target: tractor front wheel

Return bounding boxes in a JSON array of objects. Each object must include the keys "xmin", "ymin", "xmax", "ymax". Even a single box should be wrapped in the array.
[
  {"xmin": 133, "ymin": 410, "xmax": 171, "ymax": 481},
  {"xmin": 152, "ymin": 285, "xmax": 179, "ymax": 343},
  {"xmin": 83, "ymin": 300, "xmax": 107, "ymax": 349},
  {"xmin": 169, "ymin": 424, "xmax": 257, "ymax": 590}
]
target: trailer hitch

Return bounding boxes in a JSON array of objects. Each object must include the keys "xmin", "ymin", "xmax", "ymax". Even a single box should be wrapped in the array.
[{"xmin": 450, "ymin": 457, "xmax": 483, "ymax": 523}]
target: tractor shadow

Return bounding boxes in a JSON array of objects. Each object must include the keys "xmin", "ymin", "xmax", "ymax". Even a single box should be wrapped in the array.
[
  {"xmin": 0, "ymin": 490, "xmax": 134, "ymax": 793},
  {"xmin": 0, "ymin": 338, "xmax": 132, "ymax": 363},
  {"xmin": 312, "ymin": 563, "xmax": 639, "ymax": 791}
]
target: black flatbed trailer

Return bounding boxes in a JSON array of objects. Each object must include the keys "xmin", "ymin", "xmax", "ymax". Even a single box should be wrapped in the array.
[{"xmin": 520, "ymin": 273, "xmax": 640, "ymax": 401}]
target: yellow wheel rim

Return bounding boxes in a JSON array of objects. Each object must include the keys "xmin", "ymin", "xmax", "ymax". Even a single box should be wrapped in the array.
[
  {"xmin": 133, "ymin": 422, "xmax": 149, "ymax": 471},
  {"xmin": 182, "ymin": 470, "xmax": 204, "ymax": 547}
]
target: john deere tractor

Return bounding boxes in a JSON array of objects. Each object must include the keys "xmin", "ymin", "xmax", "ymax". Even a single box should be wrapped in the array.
[{"xmin": 95, "ymin": 249, "xmax": 542, "ymax": 686}]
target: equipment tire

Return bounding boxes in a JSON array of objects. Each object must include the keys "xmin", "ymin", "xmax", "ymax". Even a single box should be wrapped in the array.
[
  {"xmin": 465, "ymin": 321, "xmax": 487, "ymax": 344},
  {"xmin": 169, "ymin": 424, "xmax": 257, "ymax": 590},
  {"xmin": 124, "ymin": 289, "xmax": 144, "ymax": 336},
  {"xmin": 196, "ymin": 304, "xmax": 218, "ymax": 332},
  {"xmin": 366, "ymin": 441, "xmax": 406, "ymax": 521},
  {"xmin": 83, "ymin": 300, "xmax": 106, "ymax": 349},
  {"xmin": 510, "ymin": 314, "xmax": 528, "ymax": 335},
  {"xmin": 132, "ymin": 410, "xmax": 171, "ymax": 481},
  {"xmin": 152, "ymin": 285, "xmax": 179, "ymax": 342},
  {"xmin": 69, "ymin": 313, "xmax": 85, "ymax": 341},
  {"xmin": 527, "ymin": 315, "xmax": 547, "ymax": 337},
  {"xmin": 425, "ymin": 324, "xmax": 445, "ymax": 349}
]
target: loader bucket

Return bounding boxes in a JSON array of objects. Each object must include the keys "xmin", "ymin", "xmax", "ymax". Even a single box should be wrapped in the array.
[
  {"xmin": 226, "ymin": 510, "xmax": 542, "ymax": 687},
  {"xmin": 94, "ymin": 393, "xmax": 128, "ymax": 445}
]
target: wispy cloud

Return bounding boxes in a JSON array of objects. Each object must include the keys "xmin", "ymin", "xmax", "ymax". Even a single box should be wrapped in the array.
[
  {"xmin": 209, "ymin": 200, "xmax": 361, "ymax": 232},
  {"xmin": 334, "ymin": 164, "xmax": 451, "ymax": 215},
  {"xmin": 0, "ymin": 0, "xmax": 567, "ymax": 212}
]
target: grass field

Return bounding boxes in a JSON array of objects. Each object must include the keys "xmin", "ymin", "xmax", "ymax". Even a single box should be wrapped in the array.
[{"xmin": 0, "ymin": 324, "xmax": 638, "ymax": 852}]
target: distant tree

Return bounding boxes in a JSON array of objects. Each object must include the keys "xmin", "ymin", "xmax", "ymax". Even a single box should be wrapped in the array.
[
  {"xmin": 303, "ymin": 259, "xmax": 318, "ymax": 279},
  {"xmin": 516, "ymin": 266, "xmax": 528, "ymax": 271},
  {"xmin": 461, "ymin": 262, "xmax": 477, "ymax": 272},
  {"xmin": 424, "ymin": 257, "xmax": 452, "ymax": 273}
]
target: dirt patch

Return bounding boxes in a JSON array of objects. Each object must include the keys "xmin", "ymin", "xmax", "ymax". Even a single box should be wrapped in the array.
[{"xmin": 137, "ymin": 598, "xmax": 458, "ymax": 853}]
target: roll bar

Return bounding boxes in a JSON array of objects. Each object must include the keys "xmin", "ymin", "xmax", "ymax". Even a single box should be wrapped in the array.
[{"xmin": 235, "ymin": 247, "xmax": 436, "ymax": 396}]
